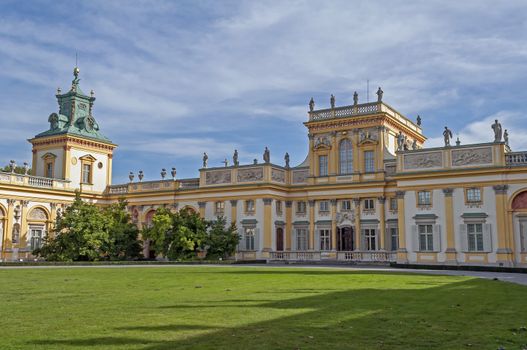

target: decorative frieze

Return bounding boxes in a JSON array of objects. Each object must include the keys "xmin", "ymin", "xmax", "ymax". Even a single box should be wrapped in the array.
[
  {"xmin": 237, "ymin": 167, "xmax": 263, "ymax": 183},
  {"xmin": 271, "ymin": 169, "xmax": 285, "ymax": 183},
  {"xmin": 451, "ymin": 147, "xmax": 492, "ymax": 167},
  {"xmin": 292, "ymin": 170, "xmax": 308, "ymax": 184},
  {"xmin": 403, "ymin": 151, "xmax": 442, "ymax": 170},
  {"xmin": 205, "ymin": 170, "xmax": 231, "ymax": 185}
]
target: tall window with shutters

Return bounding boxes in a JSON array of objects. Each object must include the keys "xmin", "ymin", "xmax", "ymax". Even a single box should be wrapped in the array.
[
  {"xmin": 295, "ymin": 228, "xmax": 308, "ymax": 251},
  {"xmin": 460, "ymin": 222, "xmax": 491, "ymax": 252},
  {"xmin": 418, "ymin": 224, "xmax": 434, "ymax": 251}
]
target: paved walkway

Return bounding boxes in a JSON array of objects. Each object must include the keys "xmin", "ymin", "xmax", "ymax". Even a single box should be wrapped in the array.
[{"xmin": 1, "ymin": 263, "xmax": 527, "ymax": 286}]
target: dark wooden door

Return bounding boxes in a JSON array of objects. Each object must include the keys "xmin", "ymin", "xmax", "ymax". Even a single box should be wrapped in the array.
[{"xmin": 276, "ymin": 228, "xmax": 284, "ymax": 251}]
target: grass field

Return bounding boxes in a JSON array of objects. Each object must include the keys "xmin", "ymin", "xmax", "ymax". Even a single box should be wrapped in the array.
[{"xmin": 1, "ymin": 266, "xmax": 526, "ymax": 350}]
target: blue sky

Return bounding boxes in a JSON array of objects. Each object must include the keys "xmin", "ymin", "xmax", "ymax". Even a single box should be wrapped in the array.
[{"xmin": 1, "ymin": 0, "xmax": 526, "ymax": 183}]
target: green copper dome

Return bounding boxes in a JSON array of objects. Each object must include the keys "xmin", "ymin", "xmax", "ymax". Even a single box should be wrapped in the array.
[{"xmin": 34, "ymin": 67, "xmax": 112, "ymax": 144}]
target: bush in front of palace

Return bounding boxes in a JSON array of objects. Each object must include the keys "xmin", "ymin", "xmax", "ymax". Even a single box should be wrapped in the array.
[
  {"xmin": 142, "ymin": 207, "xmax": 239, "ymax": 260},
  {"xmin": 33, "ymin": 194, "xmax": 142, "ymax": 261}
]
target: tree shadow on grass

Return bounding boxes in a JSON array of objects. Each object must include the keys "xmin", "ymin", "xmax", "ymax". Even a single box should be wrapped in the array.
[{"xmin": 27, "ymin": 273, "xmax": 527, "ymax": 350}]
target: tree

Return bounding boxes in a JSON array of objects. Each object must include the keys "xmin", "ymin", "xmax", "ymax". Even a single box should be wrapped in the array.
[
  {"xmin": 101, "ymin": 199, "xmax": 142, "ymax": 260},
  {"xmin": 205, "ymin": 216, "xmax": 239, "ymax": 259}
]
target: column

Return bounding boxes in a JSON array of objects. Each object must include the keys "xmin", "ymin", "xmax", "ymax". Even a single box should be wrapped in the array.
[
  {"xmin": 443, "ymin": 188, "xmax": 456, "ymax": 263},
  {"xmin": 263, "ymin": 198, "xmax": 273, "ymax": 254},
  {"xmin": 107, "ymin": 154, "xmax": 113, "ymax": 186},
  {"xmin": 493, "ymin": 185, "xmax": 513, "ymax": 266},
  {"xmin": 285, "ymin": 201, "xmax": 292, "ymax": 251},
  {"xmin": 2, "ymin": 199, "xmax": 15, "ymax": 260},
  {"xmin": 31, "ymin": 150, "xmax": 37, "ymax": 176},
  {"xmin": 49, "ymin": 203, "xmax": 58, "ymax": 238},
  {"xmin": 230, "ymin": 200, "xmax": 238, "ymax": 227},
  {"xmin": 378, "ymin": 196, "xmax": 386, "ymax": 250},
  {"xmin": 396, "ymin": 191, "xmax": 407, "ymax": 263},
  {"xmin": 308, "ymin": 200, "xmax": 315, "ymax": 250},
  {"xmin": 308, "ymin": 134, "xmax": 315, "ymax": 178},
  {"xmin": 353, "ymin": 198, "xmax": 361, "ymax": 251},
  {"xmin": 330, "ymin": 131, "xmax": 338, "ymax": 176},
  {"xmin": 20, "ymin": 201, "xmax": 29, "ymax": 252},
  {"xmin": 331, "ymin": 199, "xmax": 337, "ymax": 252},
  {"xmin": 63, "ymin": 145, "xmax": 71, "ymax": 180},
  {"xmin": 198, "ymin": 201, "xmax": 206, "ymax": 218}
]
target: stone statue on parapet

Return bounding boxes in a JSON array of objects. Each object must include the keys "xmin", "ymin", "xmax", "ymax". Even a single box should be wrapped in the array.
[
  {"xmin": 202, "ymin": 152, "xmax": 208, "ymax": 168},
  {"xmin": 353, "ymin": 91, "xmax": 358, "ymax": 106},
  {"xmin": 284, "ymin": 152, "xmax": 290, "ymax": 168},
  {"xmin": 309, "ymin": 98, "xmax": 315, "ymax": 112},
  {"xmin": 504, "ymin": 129, "xmax": 509, "ymax": 147},
  {"xmin": 492, "ymin": 119, "xmax": 503, "ymax": 142},
  {"xmin": 376, "ymin": 87, "xmax": 383, "ymax": 102},
  {"xmin": 416, "ymin": 115, "xmax": 421, "ymax": 126},
  {"xmin": 443, "ymin": 126, "xmax": 453, "ymax": 147},
  {"xmin": 233, "ymin": 149, "xmax": 239, "ymax": 166},
  {"xmin": 396, "ymin": 131, "xmax": 405, "ymax": 151},
  {"xmin": 223, "ymin": 158, "xmax": 229, "ymax": 167},
  {"xmin": 412, "ymin": 139, "xmax": 418, "ymax": 150},
  {"xmin": 263, "ymin": 147, "xmax": 270, "ymax": 163},
  {"xmin": 330, "ymin": 94, "xmax": 335, "ymax": 109}
]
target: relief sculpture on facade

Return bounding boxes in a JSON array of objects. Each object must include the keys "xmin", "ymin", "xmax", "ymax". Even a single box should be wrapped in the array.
[
  {"xmin": 451, "ymin": 147, "xmax": 492, "ymax": 167},
  {"xmin": 237, "ymin": 167, "xmax": 263, "ymax": 182},
  {"xmin": 403, "ymin": 152, "xmax": 442, "ymax": 170},
  {"xmin": 205, "ymin": 170, "xmax": 231, "ymax": 185},
  {"xmin": 292, "ymin": 170, "xmax": 308, "ymax": 183},
  {"xmin": 271, "ymin": 169, "xmax": 285, "ymax": 183}
]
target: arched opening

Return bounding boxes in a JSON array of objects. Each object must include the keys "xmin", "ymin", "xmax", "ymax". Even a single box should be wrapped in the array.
[
  {"xmin": 512, "ymin": 191, "xmax": 527, "ymax": 253},
  {"xmin": 27, "ymin": 207, "xmax": 49, "ymax": 251},
  {"xmin": 339, "ymin": 139, "xmax": 353, "ymax": 175},
  {"xmin": 276, "ymin": 227, "xmax": 284, "ymax": 251},
  {"xmin": 337, "ymin": 226, "xmax": 354, "ymax": 251},
  {"xmin": 181, "ymin": 206, "xmax": 197, "ymax": 214}
]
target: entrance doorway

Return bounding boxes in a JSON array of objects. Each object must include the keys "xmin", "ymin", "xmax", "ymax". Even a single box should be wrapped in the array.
[
  {"xmin": 276, "ymin": 227, "xmax": 284, "ymax": 251},
  {"xmin": 337, "ymin": 226, "xmax": 354, "ymax": 251}
]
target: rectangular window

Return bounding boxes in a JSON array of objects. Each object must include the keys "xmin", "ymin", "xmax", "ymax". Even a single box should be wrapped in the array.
[
  {"xmin": 364, "ymin": 151, "xmax": 375, "ymax": 173},
  {"xmin": 341, "ymin": 200, "xmax": 351, "ymax": 211},
  {"xmin": 244, "ymin": 228, "xmax": 255, "ymax": 250},
  {"xmin": 418, "ymin": 224, "xmax": 434, "ymax": 251},
  {"xmin": 276, "ymin": 201, "xmax": 282, "ymax": 215},
  {"xmin": 319, "ymin": 201, "xmax": 329, "ymax": 213},
  {"xmin": 245, "ymin": 200, "xmax": 255, "ymax": 213},
  {"xmin": 296, "ymin": 228, "xmax": 308, "ymax": 250},
  {"xmin": 466, "ymin": 188, "xmax": 482, "ymax": 203},
  {"xmin": 320, "ymin": 229, "xmax": 331, "ymax": 250},
  {"xmin": 390, "ymin": 227, "xmax": 398, "ymax": 251},
  {"xmin": 467, "ymin": 223, "xmax": 484, "ymax": 252},
  {"xmin": 29, "ymin": 226, "xmax": 44, "ymax": 250},
  {"xmin": 215, "ymin": 201, "xmax": 225, "ymax": 215},
  {"xmin": 319, "ymin": 155, "xmax": 328, "ymax": 176},
  {"xmin": 45, "ymin": 162, "xmax": 53, "ymax": 178},
  {"xmin": 364, "ymin": 228, "xmax": 376, "ymax": 250},
  {"xmin": 364, "ymin": 199, "xmax": 375, "ymax": 211},
  {"xmin": 418, "ymin": 191, "xmax": 431, "ymax": 206},
  {"xmin": 296, "ymin": 201, "xmax": 306, "ymax": 214},
  {"xmin": 389, "ymin": 198, "xmax": 398, "ymax": 211},
  {"xmin": 81, "ymin": 164, "xmax": 91, "ymax": 184}
]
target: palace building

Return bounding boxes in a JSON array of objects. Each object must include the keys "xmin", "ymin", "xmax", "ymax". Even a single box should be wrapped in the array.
[{"xmin": 1, "ymin": 68, "xmax": 527, "ymax": 267}]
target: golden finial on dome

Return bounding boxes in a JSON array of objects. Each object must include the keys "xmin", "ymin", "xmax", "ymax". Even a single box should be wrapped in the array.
[{"xmin": 73, "ymin": 66, "xmax": 80, "ymax": 78}]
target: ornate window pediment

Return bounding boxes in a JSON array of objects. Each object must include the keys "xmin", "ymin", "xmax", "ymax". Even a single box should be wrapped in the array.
[
  {"xmin": 79, "ymin": 154, "xmax": 97, "ymax": 163},
  {"xmin": 41, "ymin": 152, "xmax": 57, "ymax": 160},
  {"xmin": 313, "ymin": 136, "xmax": 331, "ymax": 150}
]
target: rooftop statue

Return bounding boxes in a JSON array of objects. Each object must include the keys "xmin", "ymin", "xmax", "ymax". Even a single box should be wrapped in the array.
[
  {"xmin": 412, "ymin": 139, "xmax": 418, "ymax": 150},
  {"xmin": 263, "ymin": 147, "xmax": 270, "ymax": 163},
  {"xmin": 397, "ymin": 131, "xmax": 405, "ymax": 151},
  {"xmin": 416, "ymin": 115, "xmax": 421, "ymax": 126},
  {"xmin": 284, "ymin": 152, "xmax": 290, "ymax": 168},
  {"xmin": 233, "ymin": 149, "xmax": 239, "ymax": 166},
  {"xmin": 443, "ymin": 126, "xmax": 453, "ymax": 147},
  {"xmin": 202, "ymin": 152, "xmax": 208, "ymax": 168},
  {"xmin": 309, "ymin": 98, "xmax": 315, "ymax": 112},
  {"xmin": 330, "ymin": 94, "xmax": 335, "ymax": 109},
  {"xmin": 504, "ymin": 129, "xmax": 509, "ymax": 147},
  {"xmin": 353, "ymin": 91, "xmax": 358, "ymax": 106},
  {"xmin": 376, "ymin": 87, "xmax": 383, "ymax": 102},
  {"xmin": 492, "ymin": 119, "xmax": 503, "ymax": 142}
]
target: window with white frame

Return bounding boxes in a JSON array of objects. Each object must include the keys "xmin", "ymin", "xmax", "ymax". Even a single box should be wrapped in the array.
[
  {"xmin": 81, "ymin": 163, "xmax": 92, "ymax": 184},
  {"xmin": 319, "ymin": 229, "xmax": 331, "ymax": 250},
  {"xmin": 364, "ymin": 151, "xmax": 375, "ymax": 173},
  {"xmin": 390, "ymin": 227, "xmax": 398, "ymax": 251},
  {"xmin": 45, "ymin": 162, "xmax": 53, "ymax": 178},
  {"xmin": 244, "ymin": 228, "xmax": 255, "ymax": 251},
  {"xmin": 364, "ymin": 199, "xmax": 375, "ymax": 211},
  {"xmin": 467, "ymin": 223, "xmax": 484, "ymax": 252},
  {"xmin": 319, "ymin": 155, "xmax": 328, "ymax": 176},
  {"xmin": 29, "ymin": 225, "xmax": 44, "ymax": 250},
  {"xmin": 319, "ymin": 201, "xmax": 329, "ymax": 213},
  {"xmin": 341, "ymin": 200, "xmax": 352, "ymax": 211},
  {"xmin": 296, "ymin": 201, "xmax": 306, "ymax": 214},
  {"xmin": 215, "ymin": 201, "xmax": 225, "ymax": 215},
  {"xmin": 466, "ymin": 188, "xmax": 482, "ymax": 203},
  {"xmin": 296, "ymin": 228, "xmax": 308, "ymax": 250},
  {"xmin": 418, "ymin": 191, "xmax": 432, "ymax": 206},
  {"xmin": 339, "ymin": 139, "xmax": 353, "ymax": 175},
  {"xmin": 364, "ymin": 228, "xmax": 376, "ymax": 250},
  {"xmin": 245, "ymin": 200, "xmax": 255, "ymax": 213},
  {"xmin": 389, "ymin": 198, "xmax": 398, "ymax": 211},
  {"xmin": 418, "ymin": 224, "xmax": 434, "ymax": 251}
]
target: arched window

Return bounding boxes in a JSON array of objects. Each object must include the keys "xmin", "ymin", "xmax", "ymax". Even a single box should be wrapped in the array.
[{"xmin": 339, "ymin": 139, "xmax": 353, "ymax": 174}]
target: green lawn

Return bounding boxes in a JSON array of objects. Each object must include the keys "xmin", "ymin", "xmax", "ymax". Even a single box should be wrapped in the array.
[{"xmin": 1, "ymin": 266, "xmax": 526, "ymax": 349}]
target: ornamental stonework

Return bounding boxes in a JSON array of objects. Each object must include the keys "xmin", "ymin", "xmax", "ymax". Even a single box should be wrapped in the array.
[
  {"xmin": 28, "ymin": 208, "xmax": 48, "ymax": 220},
  {"xmin": 403, "ymin": 152, "xmax": 442, "ymax": 170},
  {"xmin": 292, "ymin": 170, "xmax": 308, "ymax": 183},
  {"xmin": 205, "ymin": 170, "xmax": 231, "ymax": 185},
  {"xmin": 237, "ymin": 167, "xmax": 263, "ymax": 182},
  {"xmin": 271, "ymin": 169, "xmax": 285, "ymax": 183},
  {"xmin": 451, "ymin": 147, "xmax": 492, "ymax": 167}
]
